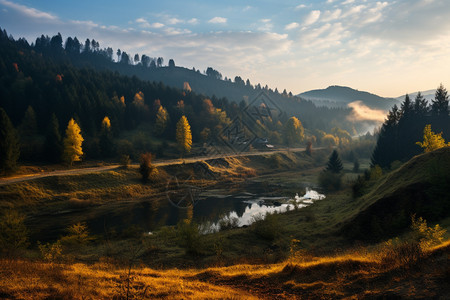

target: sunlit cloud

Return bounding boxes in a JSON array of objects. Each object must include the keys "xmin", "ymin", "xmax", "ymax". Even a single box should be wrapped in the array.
[
  {"xmin": 303, "ymin": 10, "xmax": 321, "ymax": 26},
  {"xmin": 285, "ymin": 22, "xmax": 300, "ymax": 30},
  {"xmin": 208, "ymin": 17, "xmax": 227, "ymax": 24},
  {"xmin": 0, "ymin": 0, "xmax": 57, "ymax": 20}
]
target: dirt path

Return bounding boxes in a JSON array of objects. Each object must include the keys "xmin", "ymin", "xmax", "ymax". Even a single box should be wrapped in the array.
[{"xmin": 0, "ymin": 148, "xmax": 306, "ymax": 186}]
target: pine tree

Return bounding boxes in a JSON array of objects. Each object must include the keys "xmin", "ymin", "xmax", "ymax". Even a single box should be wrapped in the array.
[
  {"xmin": 100, "ymin": 116, "xmax": 114, "ymax": 158},
  {"xmin": 326, "ymin": 150, "xmax": 343, "ymax": 173},
  {"xmin": 62, "ymin": 118, "xmax": 84, "ymax": 166},
  {"xmin": 431, "ymin": 84, "xmax": 449, "ymax": 117},
  {"xmin": 44, "ymin": 114, "xmax": 62, "ymax": 163},
  {"xmin": 176, "ymin": 116, "xmax": 192, "ymax": 157},
  {"xmin": 0, "ymin": 108, "xmax": 20, "ymax": 173}
]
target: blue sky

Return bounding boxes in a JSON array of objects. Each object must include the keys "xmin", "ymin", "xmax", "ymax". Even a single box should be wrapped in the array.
[{"xmin": 1, "ymin": 0, "xmax": 449, "ymax": 96}]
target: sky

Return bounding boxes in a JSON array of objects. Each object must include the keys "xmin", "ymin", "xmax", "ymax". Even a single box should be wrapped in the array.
[{"xmin": 0, "ymin": 0, "xmax": 449, "ymax": 97}]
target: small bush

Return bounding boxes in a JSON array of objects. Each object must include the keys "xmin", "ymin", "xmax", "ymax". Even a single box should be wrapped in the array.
[
  {"xmin": 0, "ymin": 210, "xmax": 29, "ymax": 257},
  {"xmin": 38, "ymin": 240, "xmax": 63, "ymax": 262},
  {"xmin": 252, "ymin": 213, "xmax": 281, "ymax": 241},
  {"xmin": 410, "ymin": 214, "xmax": 446, "ymax": 250},
  {"xmin": 59, "ymin": 222, "xmax": 93, "ymax": 249},
  {"xmin": 120, "ymin": 154, "xmax": 131, "ymax": 168},
  {"xmin": 177, "ymin": 220, "xmax": 201, "ymax": 255},
  {"xmin": 381, "ymin": 238, "xmax": 423, "ymax": 269},
  {"xmin": 318, "ymin": 171, "xmax": 342, "ymax": 191},
  {"xmin": 139, "ymin": 152, "xmax": 154, "ymax": 182}
]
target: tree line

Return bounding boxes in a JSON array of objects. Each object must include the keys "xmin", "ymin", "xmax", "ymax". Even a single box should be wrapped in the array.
[{"xmin": 371, "ymin": 84, "xmax": 449, "ymax": 169}]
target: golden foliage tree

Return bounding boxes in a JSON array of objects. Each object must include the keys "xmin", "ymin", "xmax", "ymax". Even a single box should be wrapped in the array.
[
  {"xmin": 63, "ymin": 118, "xmax": 84, "ymax": 166},
  {"xmin": 283, "ymin": 116, "xmax": 304, "ymax": 148},
  {"xmin": 176, "ymin": 116, "xmax": 192, "ymax": 157},
  {"xmin": 416, "ymin": 124, "xmax": 449, "ymax": 153},
  {"xmin": 155, "ymin": 106, "xmax": 169, "ymax": 135},
  {"xmin": 101, "ymin": 116, "xmax": 111, "ymax": 130}
]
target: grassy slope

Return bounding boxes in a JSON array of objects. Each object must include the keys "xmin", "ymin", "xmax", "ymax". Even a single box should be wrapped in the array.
[
  {"xmin": 1, "ymin": 241, "xmax": 449, "ymax": 299},
  {"xmin": 343, "ymin": 147, "xmax": 450, "ymax": 241}
]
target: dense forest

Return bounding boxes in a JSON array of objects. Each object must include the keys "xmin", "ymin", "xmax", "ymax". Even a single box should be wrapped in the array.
[
  {"xmin": 371, "ymin": 88, "xmax": 450, "ymax": 168},
  {"xmin": 0, "ymin": 27, "xmax": 371, "ymax": 170}
]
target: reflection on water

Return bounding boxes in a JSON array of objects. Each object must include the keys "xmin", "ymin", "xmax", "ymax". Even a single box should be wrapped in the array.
[
  {"xmin": 207, "ymin": 188, "xmax": 326, "ymax": 232},
  {"xmin": 88, "ymin": 188, "xmax": 325, "ymax": 237}
]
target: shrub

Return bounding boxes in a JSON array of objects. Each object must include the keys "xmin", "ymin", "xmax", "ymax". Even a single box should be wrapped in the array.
[
  {"xmin": 177, "ymin": 220, "xmax": 201, "ymax": 255},
  {"xmin": 252, "ymin": 213, "xmax": 281, "ymax": 241},
  {"xmin": 410, "ymin": 214, "xmax": 446, "ymax": 250},
  {"xmin": 59, "ymin": 222, "xmax": 93, "ymax": 248},
  {"xmin": 381, "ymin": 238, "xmax": 423, "ymax": 269},
  {"xmin": 139, "ymin": 152, "xmax": 154, "ymax": 182},
  {"xmin": 120, "ymin": 154, "xmax": 131, "ymax": 168},
  {"xmin": 0, "ymin": 210, "xmax": 29, "ymax": 257},
  {"xmin": 318, "ymin": 171, "xmax": 342, "ymax": 191},
  {"xmin": 38, "ymin": 240, "xmax": 63, "ymax": 262}
]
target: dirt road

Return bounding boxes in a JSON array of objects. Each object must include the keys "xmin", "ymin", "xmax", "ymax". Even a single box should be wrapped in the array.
[{"xmin": 0, "ymin": 148, "xmax": 306, "ymax": 186}]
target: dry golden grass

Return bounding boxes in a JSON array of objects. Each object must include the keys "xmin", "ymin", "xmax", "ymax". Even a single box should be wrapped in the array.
[{"xmin": 1, "ymin": 241, "xmax": 448, "ymax": 299}]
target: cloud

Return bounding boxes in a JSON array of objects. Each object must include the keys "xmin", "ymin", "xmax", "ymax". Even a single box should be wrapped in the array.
[
  {"xmin": 285, "ymin": 22, "xmax": 299, "ymax": 30},
  {"xmin": 347, "ymin": 101, "xmax": 386, "ymax": 122},
  {"xmin": 342, "ymin": 0, "xmax": 355, "ymax": 5},
  {"xmin": 187, "ymin": 18, "xmax": 198, "ymax": 25},
  {"xmin": 136, "ymin": 18, "xmax": 164, "ymax": 29},
  {"xmin": 295, "ymin": 4, "xmax": 307, "ymax": 10},
  {"xmin": 321, "ymin": 9, "xmax": 341, "ymax": 22},
  {"xmin": 0, "ymin": 0, "xmax": 57, "ymax": 20},
  {"xmin": 303, "ymin": 10, "xmax": 321, "ymax": 26},
  {"xmin": 208, "ymin": 17, "xmax": 227, "ymax": 24},
  {"xmin": 167, "ymin": 17, "xmax": 183, "ymax": 25}
]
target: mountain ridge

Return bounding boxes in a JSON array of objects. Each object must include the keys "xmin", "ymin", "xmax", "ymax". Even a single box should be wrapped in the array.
[{"xmin": 298, "ymin": 85, "xmax": 399, "ymax": 110}]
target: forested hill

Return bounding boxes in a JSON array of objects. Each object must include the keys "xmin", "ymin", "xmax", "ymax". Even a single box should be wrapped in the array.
[{"xmin": 299, "ymin": 85, "xmax": 398, "ymax": 110}]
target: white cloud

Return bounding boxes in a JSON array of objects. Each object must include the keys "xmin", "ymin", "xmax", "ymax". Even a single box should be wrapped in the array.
[
  {"xmin": 167, "ymin": 17, "xmax": 183, "ymax": 25},
  {"xmin": 295, "ymin": 4, "xmax": 306, "ymax": 10},
  {"xmin": 342, "ymin": 0, "xmax": 355, "ymax": 4},
  {"xmin": 243, "ymin": 5, "xmax": 252, "ymax": 11},
  {"xmin": 303, "ymin": 10, "xmax": 321, "ymax": 26},
  {"xmin": 187, "ymin": 18, "xmax": 198, "ymax": 25},
  {"xmin": 208, "ymin": 17, "xmax": 227, "ymax": 24},
  {"xmin": 285, "ymin": 22, "xmax": 299, "ymax": 30},
  {"xmin": 0, "ymin": 0, "xmax": 57, "ymax": 20},
  {"xmin": 136, "ymin": 18, "xmax": 164, "ymax": 29},
  {"xmin": 321, "ymin": 9, "xmax": 341, "ymax": 22}
]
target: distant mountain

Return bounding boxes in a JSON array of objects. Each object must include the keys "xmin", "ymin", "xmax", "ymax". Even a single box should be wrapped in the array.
[
  {"xmin": 395, "ymin": 89, "xmax": 435, "ymax": 103},
  {"xmin": 298, "ymin": 85, "xmax": 399, "ymax": 110}
]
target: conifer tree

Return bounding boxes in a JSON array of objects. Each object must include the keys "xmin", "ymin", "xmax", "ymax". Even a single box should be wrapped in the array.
[
  {"xmin": 44, "ymin": 114, "xmax": 62, "ymax": 163},
  {"xmin": 100, "ymin": 116, "xmax": 114, "ymax": 158},
  {"xmin": 0, "ymin": 108, "xmax": 20, "ymax": 173},
  {"xmin": 62, "ymin": 118, "xmax": 84, "ymax": 166},
  {"xmin": 431, "ymin": 84, "xmax": 449, "ymax": 117},
  {"xmin": 326, "ymin": 150, "xmax": 343, "ymax": 173},
  {"xmin": 176, "ymin": 116, "xmax": 192, "ymax": 157}
]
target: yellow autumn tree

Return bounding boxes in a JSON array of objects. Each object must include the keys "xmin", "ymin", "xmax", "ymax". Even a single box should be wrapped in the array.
[
  {"xmin": 416, "ymin": 124, "xmax": 450, "ymax": 153},
  {"xmin": 62, "ymin": 118, "xmax": 84, "ymax": 166},
  {"xmin": 283, "ymin": 116, "xmax": 304, "ymax": 148},
  {"xmin": 155, "ymin": 106, "xmax": 169, "ymax": 135},
  {"xmin": 101, "ymin": 116, "xmax": 111, "ymax": 131},
  {"xmin": 176, "ymin": 115, "xmax": 192, "ymax": 157}
]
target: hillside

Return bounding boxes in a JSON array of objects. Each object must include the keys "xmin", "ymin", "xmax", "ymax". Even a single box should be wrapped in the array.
[
  {"xmin": 344, "ymin": 147, "xmax": 450, "ymax": 241},
  {"xmin": 395, "ymin": 89, "xmax": 435, "ymax": 103},
  {"xmin": 299, "ymin": 85, "xmax": 399, "ymax": 110}
]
